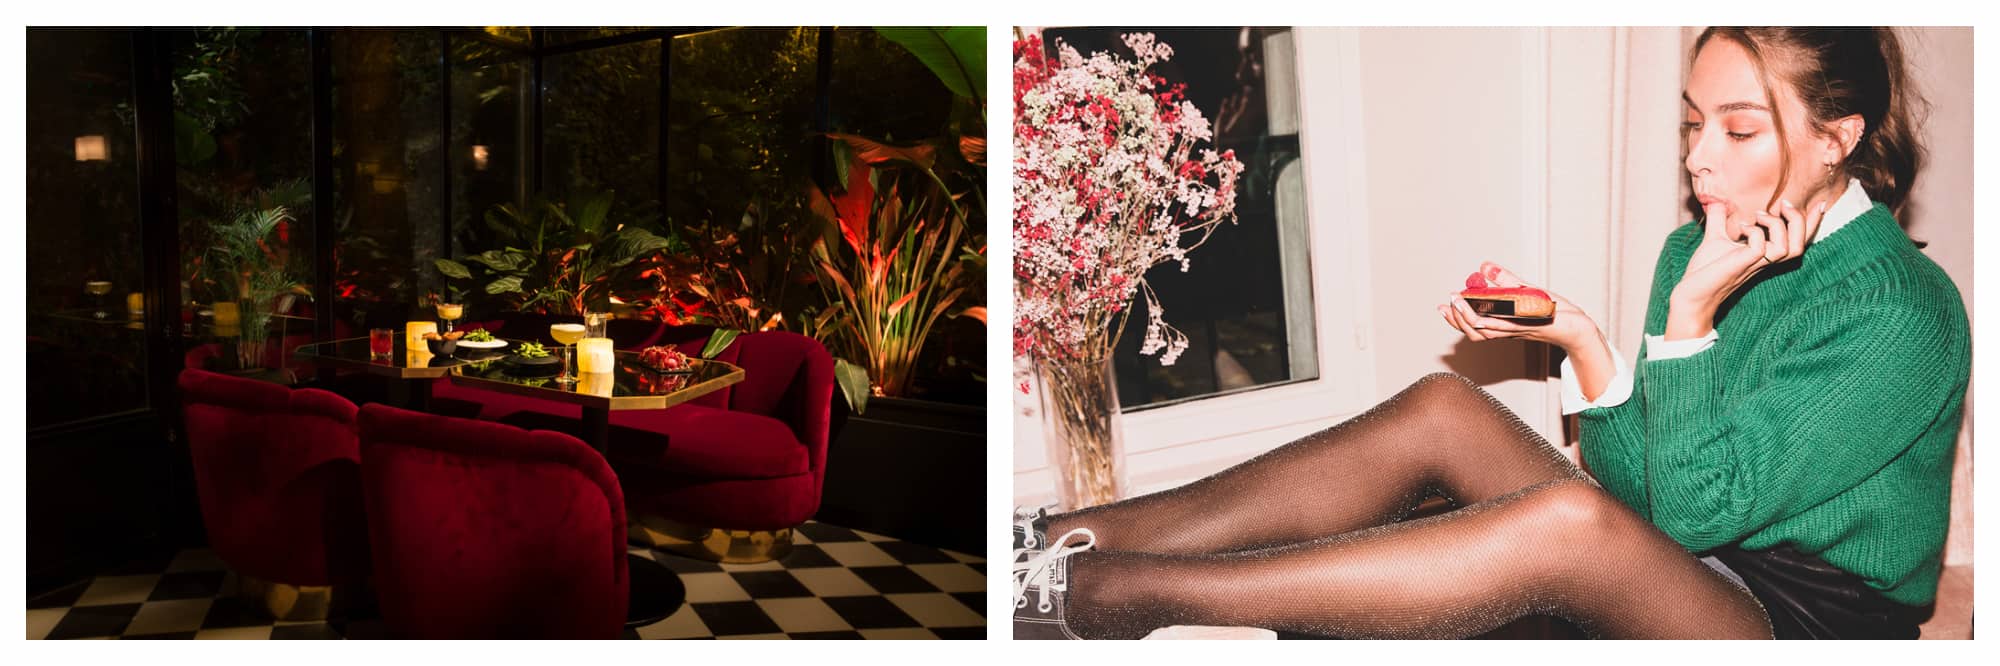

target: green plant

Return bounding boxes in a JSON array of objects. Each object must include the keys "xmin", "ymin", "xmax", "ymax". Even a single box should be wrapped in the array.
[
  {"xmin": 874, "ymin": 27, "xmax": 985, "ymax": 123},
  {"xmin": 806, "ymin": 137, "xmax": 980, "ymax": 402},
  {"xmin": 205, "ymin": 202, "xmax": 309, "ymax": 368},
  {"xmin": 435, "ymin": 190, "xmax": 675, "ymax": 315}
]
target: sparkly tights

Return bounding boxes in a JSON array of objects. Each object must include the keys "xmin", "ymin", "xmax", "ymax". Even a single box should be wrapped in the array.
[{"xmin": 1043, "ymin": 372, "xmax": 1772, "ymax": 639}]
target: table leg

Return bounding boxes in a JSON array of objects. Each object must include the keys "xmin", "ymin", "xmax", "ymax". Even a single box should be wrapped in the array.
[
  {"xmin": 583, "ymin": 405, "xmax": 611, "ymax": 453},
  {"xmin": 404, "ymin": 378, "xmax": 432, "ymax": 412},
  {"xmin": 625, "ymin": 553, "xmax": 685, "ymax": 629}
]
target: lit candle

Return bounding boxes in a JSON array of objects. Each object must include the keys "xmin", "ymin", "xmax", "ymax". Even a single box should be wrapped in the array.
[
  {"xmin": 577, "ymin": 337, "xmax": 615, "ymax": 374},
  {"xmin": 406, "ymin": 321, "xmax": 437, "ymax": 350},
  {"xmin": 577, "ymin": 370, "xmax": 615, "ymax": 397}
]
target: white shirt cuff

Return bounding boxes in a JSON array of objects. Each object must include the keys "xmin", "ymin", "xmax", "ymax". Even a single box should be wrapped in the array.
[
  {"xmin": 1645, "ymin": 329, "xmax": 1720, "ymax": 361},
  {"xmin": 1560, "ymin": 336, "xmax": 1635, "ymax": 414}
]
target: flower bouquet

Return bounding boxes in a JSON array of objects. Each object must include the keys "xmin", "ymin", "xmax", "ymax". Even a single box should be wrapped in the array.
[{"xmin": 1013, "ymin": 32, "xmax": 1244, "ymax": 509}]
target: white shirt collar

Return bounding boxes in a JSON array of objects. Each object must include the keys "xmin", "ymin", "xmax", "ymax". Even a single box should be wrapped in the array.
[{"xmin": 1814, "ymin": 177, "xmax": 1872, "ymax": 244}]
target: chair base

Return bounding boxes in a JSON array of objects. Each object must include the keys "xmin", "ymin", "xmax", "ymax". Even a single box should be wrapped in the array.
[
  {"xmin": 237, "ymin": 574, "xmax": 355, "ymax": 622},
  {"xmin": 629, "ymin": 513, "xmax": 794, "ymax": 563}
]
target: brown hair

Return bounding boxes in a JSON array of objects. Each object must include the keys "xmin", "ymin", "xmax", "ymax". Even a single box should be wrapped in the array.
[{"xmin": 1692, "ymin": 27, "xmax": 1928, "ymax": 217}]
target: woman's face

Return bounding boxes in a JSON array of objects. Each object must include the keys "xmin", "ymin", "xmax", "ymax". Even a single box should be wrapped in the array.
[{"xmin": 1682, "ymin": 38, "xmax": 1835, "ymax": 239}]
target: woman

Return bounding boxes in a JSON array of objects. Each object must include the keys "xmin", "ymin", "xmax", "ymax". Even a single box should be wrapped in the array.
[{"xmin": 1013, "ymin": 27, "xmax": 1968, "ymax": 640}]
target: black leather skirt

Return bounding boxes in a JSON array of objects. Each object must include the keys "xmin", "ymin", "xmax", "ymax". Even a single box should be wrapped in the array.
[{"xmin": 1705, "ymin": 544, "xmax": 1933, "ymax": 639}]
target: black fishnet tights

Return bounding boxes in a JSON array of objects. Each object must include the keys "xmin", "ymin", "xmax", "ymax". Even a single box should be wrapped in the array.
[{"xmin": 1042, "ymin": 372, "xmax": 1771, "ymax": 639}]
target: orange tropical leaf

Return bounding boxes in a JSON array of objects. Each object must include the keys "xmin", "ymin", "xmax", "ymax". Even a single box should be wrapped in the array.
[
  {"xmin": 886, "ymin": 290, "xmax": 919, "ymax": 318},
  {"xmin": 959, "ymin": 306, "xmax": 986, "ymax": 324},
  {"xmin": 959, "ymin": 135, "xmax": 986, "ymax": 167},
  {"xmin": 829, "ymin": 133, "xmax": 937, "ymax": 170}
]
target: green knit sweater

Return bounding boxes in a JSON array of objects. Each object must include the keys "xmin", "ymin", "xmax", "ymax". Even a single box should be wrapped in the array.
[{"xmin": 1578, "ymin": 202, "xmax": 1968, "ymax": 606}]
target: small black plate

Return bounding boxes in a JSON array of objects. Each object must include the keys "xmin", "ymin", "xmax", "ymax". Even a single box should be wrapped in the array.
[{"xmin": 504, "ymin": 354, "xmax": 563, "ymax": 377}]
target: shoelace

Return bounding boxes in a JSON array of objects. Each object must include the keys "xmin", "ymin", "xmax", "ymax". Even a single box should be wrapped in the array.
[
  {"xmin": 1013, "ymin": 505, "xmax": 1050, "ymax": 549},
  {"xmin": 1012, "ymin": 527, "xmax": 1096, "ymax": 614}
]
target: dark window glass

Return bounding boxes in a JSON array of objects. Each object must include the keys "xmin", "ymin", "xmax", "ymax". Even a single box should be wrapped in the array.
[
  {"xmin": 1042, "ymin": 27, "xmax": 1317, "ymax": 410},
  {"xmin": 449, "ymin": 33, "xmax": 531, "ymax": 289},
  {"xmin": 331, "ymin": 29, "xmax": 446, "ymax": 327},
  {"xmin": 542, "ymin": 38, "xmax": 660, "ymax": 213},
  {"xmin": 829, "ymin": 28, "xmax": 954, "ymax": 142},
  {"xmin": 538, "ymin": 27, "xmax": 650, "ymax": 47},
  {"xmin": 663, "ymin": 27, "xmax": 821, "ymax": 329},
  {"xmin": 170, "ymin": 28, "xmax": 317, "ymax": 379},
  {"xmin": 25, "ymin": 28, "xmax": 147, "ymax": 428}
]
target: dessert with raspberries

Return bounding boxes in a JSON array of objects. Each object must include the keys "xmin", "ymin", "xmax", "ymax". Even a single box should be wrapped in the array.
[{"xmin": 1459, "ymin": 268, "xmax": 1556, "ymax": 319}]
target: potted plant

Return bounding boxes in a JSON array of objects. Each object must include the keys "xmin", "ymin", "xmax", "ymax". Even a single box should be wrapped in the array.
[
  {"xmin": 204, "ymin": 202, "xmax": 310, "ymax": 371},
  {"xmin": 799, "ymin": 28, "xmax": 991, "ymax": 553}
]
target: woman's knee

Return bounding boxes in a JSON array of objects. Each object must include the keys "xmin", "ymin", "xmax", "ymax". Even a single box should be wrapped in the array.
[{"xmin": 1513, "ymin": 478, "xmax": 1633, "ymax": 537}]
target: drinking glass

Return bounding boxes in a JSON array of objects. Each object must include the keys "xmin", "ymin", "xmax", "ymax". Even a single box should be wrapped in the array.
[
  {"xmin": 550, "ymin": 323, "xmax": 587, "ymax": 385},
  {"xmin": 584, "ymin": 311, "xmax": 608, "ymax": 339},
  {"xmin": 436, "ymin": 302, "xmax": 464, "ymax": 334},
  {"xmin": 369, "ymin": 328, "xmax": 396, "ymax": 361},
  {"xmin": 85, "ymin": 280, "xmax": 113, "ymax": 319}
]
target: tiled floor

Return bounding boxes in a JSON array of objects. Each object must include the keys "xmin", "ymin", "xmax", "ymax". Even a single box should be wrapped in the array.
[{"xmin": 27, "ymin": 521, "xmax": 986, "ymax": 640}]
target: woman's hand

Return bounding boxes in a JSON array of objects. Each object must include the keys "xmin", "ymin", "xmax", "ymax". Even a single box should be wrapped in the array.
[
  {"xmin": 1437, "ymin": 262, "xmax": 1596, "ymax": 352},
  {"xmin": 1440, "ymin": 261, "xmax": 1618, "ymax": 401},
  {"xmin": 1667, "ymin": 198, "xmax": 1827, "ymax": 339}
]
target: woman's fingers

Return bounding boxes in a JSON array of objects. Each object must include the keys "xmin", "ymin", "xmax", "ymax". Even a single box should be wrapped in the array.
[
  {"xmin": 1749, "ymin": 212, "xmax": 1788, "ymax": 264},
  {"xmin": 1742, "ymin": 216, "xmax": 1770, "ymax": 263},
  {"xmin": 1807, "ymin": 199, "xmax": 1829, "ymax": 247},
  {"xmin": 1778, "ymin": 199, "xmax": 1809, "ymax": 258},
  {"xmin": 1439, "ymin": 303, "xmax": 1483, "ymax": 341},
  {"xmin": 1479, "ymin": 261, "xmax": 1524, "ymax": 288},
  {"xmin": 1453, "ymin": 296, "xmax": 1530, "ymax": 337},
  {"xmin": 1449, "ymin": 301, "xmax": 1486, "ymax": 341},
  {"xmin": 1702, "ymin": 200, "xmax": 1732, "ymax": 240}
]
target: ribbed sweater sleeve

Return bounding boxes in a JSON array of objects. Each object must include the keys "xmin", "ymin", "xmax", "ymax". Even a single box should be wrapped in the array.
[
  {"xmin": 1576, "ymin": 228, "xmax": 1688, "ymax": 520},
  {"xmin": 1638, "ymin": 277, "xmax": 1959, "ymax": 552}
]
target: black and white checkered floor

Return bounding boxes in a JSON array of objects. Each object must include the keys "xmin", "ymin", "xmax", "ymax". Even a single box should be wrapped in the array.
[{"xmin": 26, "ymin": 521, "xmax": 987, "ymax": 640}]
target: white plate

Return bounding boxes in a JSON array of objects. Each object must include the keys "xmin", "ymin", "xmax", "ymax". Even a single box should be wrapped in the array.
[{"xmin": 456, "ymin": 339, "xmax": 509, "ymax": 349}]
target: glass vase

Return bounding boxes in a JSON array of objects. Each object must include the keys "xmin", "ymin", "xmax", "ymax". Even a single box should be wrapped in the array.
[{"xmin": 1036, "ymin": 355, "xmax": 1126, "ymax": 510}]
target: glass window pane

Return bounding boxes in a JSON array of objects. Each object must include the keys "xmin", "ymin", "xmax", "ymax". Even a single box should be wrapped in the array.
[
  {"xmin": 330, "ymin": 29, "xmax": 446, "ymax": 329},
  {"xmin": 172, "ymin": 28, "xmax": 317, "ymax": 379},
  {"xmin": 829, "ymin": 27, "xmax": 954, "ymax": 142},
  {"xmin": 1041, "ymin": 27, "xmax": 1318, "ymax": 409},
  {"xmin": 542, "ymin": 38, "xmax": 660, "ymax": 213},
  {"xmin": 538, "ymin": 27, "xmax": 650, "ymax": 47},
  {"xmin": 25, "ymin": 28, "xmax": 147, "ymax": 428},
  {"xmin": 664, "ymin": 27, "xmax": 820, "ymax": 330},
  {"xmin": 450, "ymin": 34, "xmax": 530, "ymax": 291}
]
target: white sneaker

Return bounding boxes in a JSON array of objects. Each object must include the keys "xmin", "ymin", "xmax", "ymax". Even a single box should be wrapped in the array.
[
  {"xmin": 1012, "ymin": 504, "xmax": 1052, "ymax": 551},
  {"xmin": 1012, "ymin": 527, "xmax": 1095, "ymax": 640}
]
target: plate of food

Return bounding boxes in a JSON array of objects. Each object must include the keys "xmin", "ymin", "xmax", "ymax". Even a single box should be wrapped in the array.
[
  {"xmin": 456, "ymin": 328, "xmax": 509, "ymax": 349},
  {"xmin": 503, "ymin": 341, "xmax": 563, "ymax": 376},
  {"xmin": 637, "ymin": 345, "xmax": 698, "ymax": 375}
]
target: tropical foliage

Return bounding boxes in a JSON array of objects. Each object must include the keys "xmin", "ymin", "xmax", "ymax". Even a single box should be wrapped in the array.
[{"xmin": 434, "ymin": 191, "xmax": 674, "ymax": 316}]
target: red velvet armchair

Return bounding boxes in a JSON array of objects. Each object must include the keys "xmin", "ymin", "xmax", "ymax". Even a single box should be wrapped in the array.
[
  {"xmin": 608, "ymin": 330, "xmax": 836, "ymax": 562},
  {"xmin": 356, "ymin": 403, "xmax": 628, "ymax": 639},
  {"xmin": 428, "ymin": 321, "xmax": 835, "ymax": 562},
  {"xmin": 176, "ymin": 368, "xmax": 370, "ymax": 620}
]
